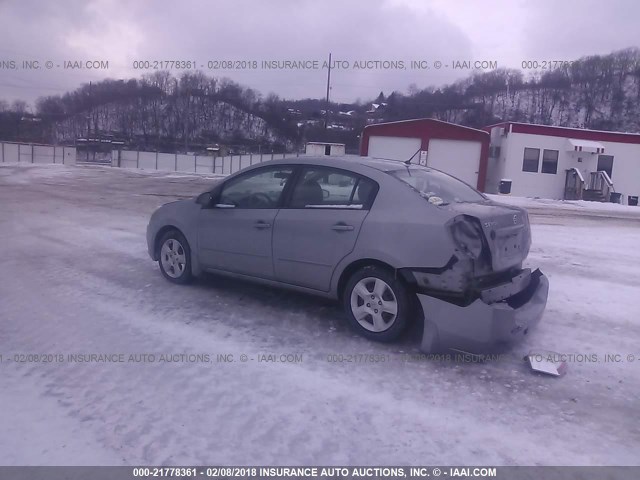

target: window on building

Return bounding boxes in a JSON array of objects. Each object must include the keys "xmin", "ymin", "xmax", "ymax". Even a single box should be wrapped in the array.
[
  {"xmin": 541, "ymin": 149, "xmax": 559, "ymax": 174},
  {"xmin": 522, "ymin": 148, "xmax": 540, "ymax": 172}
]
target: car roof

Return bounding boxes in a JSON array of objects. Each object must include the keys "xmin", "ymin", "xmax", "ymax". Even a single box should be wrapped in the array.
[{"xmin": 257, "ymin": 155, "xmax": 412, "ymax": 172}]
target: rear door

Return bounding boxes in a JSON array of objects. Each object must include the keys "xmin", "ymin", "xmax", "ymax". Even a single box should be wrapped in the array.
[
  {"xmin": 198, "ymin": 165, "xmax": 294, "ymax": 279},
  {"xmin": 272, "ymin": 166, "xmax": 378, "ymax": 292}
]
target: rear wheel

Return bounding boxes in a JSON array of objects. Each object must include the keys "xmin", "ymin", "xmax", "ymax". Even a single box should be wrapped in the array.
[
  {"xmin": 158, "ymin": 230, "xmax": 193, "ymax": 284},
  {"xmin": 342, "ymin": 265, "xmax": 412, "ymax": 342}
]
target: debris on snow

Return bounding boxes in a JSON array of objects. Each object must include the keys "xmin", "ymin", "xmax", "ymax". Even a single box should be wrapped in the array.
[{"xmin": 525, "ymin": 350, "xmax": 568, "ymax": 377}]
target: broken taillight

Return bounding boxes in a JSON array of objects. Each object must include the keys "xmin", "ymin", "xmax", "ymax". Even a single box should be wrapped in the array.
[{"xmin": 449, "ymin": 215, "xmax": 484, "ymax": 259}]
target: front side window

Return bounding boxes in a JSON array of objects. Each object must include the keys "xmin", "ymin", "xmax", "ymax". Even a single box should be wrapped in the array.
[
  {"xmin": 541, "ymin": 149, "xmax": 559, "ymax": 174},
  {"xmin": 289, "ymin": 167, "xmax": 377, "ymax": 209},
  {"xmin": 218, "ymin": 167, "xmax": 293, "ymax": 208},
  {"xmin": 522, "ymin": 147, "xmax": 540, "ymax": 172},
  {"xmin": 389, "ymin": 166, "xmax": 486, "ymax": 205}
]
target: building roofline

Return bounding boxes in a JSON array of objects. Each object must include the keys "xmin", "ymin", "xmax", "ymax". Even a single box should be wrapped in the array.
[
  {"xmin": 484, "ymin": 121, "xmax": 640, "ymax": 143},
  {"xmin": 364, "ymin": 117, "xmax": 489, "ymax": 136},
  {"xmin": 483, "ymin": 121, "xmax": 509, "ymax": 130}
]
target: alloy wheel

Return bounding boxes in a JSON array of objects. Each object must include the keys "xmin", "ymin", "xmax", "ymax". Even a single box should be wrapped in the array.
[
  {"xmin": 349, "ymin": 277, "xmax": 398, "ymax": 332},
  {"xmin": 160, "ymin": 238, "xmax": 186, "ymax": 278}
]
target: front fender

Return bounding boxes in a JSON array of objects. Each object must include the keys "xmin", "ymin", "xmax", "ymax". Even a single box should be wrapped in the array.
[{"xmin": 147, "ymin": 200, "xmax": 203, "ymax": 276}]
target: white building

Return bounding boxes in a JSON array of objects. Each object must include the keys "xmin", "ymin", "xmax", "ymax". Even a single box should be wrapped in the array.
[
  {"xmin": 485, "ymin": 122, "xmax": 640, "ymax": 205},
  {"xmin": 305, "ymin": 142, "xmax": 346, "ymax": 156}
]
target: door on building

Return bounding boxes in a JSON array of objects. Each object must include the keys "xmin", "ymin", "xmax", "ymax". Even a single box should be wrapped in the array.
[
  {"xmin": 597, "ymin": 154, "xmax": 614, "ymax": 179},
  {"xmin": 367, "ymin": 136, "xmax": 421, "ymax": 161},
  {"xmin": 426, "ymin": 139, "xmax": 482, "ymax": 188}
]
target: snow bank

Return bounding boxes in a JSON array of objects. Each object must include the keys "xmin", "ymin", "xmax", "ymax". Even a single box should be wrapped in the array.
[{"xmin": 487, "ymin": 193, "xmax": 640, "ymax": 217}]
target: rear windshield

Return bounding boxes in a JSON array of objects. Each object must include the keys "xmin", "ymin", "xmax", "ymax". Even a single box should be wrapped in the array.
[{"xmin": 388, "ymin": 167, "xmax": 486, "ymax": 205}]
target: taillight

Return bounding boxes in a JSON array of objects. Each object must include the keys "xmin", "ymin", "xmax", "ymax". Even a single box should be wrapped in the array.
[{"xmin": 449, "ymin": 215, "xmax": 484, "ymax": 259}]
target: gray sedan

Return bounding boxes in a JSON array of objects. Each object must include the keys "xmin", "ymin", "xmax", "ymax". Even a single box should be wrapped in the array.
[{"xmin": 147, "ymin": 156, "xmax": 549, "ymax": 352}]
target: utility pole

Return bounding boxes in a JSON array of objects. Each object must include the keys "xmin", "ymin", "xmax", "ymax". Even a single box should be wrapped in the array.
[
  {"xmin": 87, "ymin": 81, "xmax": 92, "ymax": 141},
  {"xmin": 185, "ymin": 87, "xmax": 189, "ymax": 154},
  {"xmin": 324, "ymin": 52, "xmax": 332, "ymax": 135},
  {"xmin": 87, "ymin": 81, "xmax": 94, "ymax": 162}
]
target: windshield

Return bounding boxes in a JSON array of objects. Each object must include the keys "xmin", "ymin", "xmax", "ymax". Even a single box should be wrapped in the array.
[{"xmin": 388, "ymin": 166, "xmax": 486, "ymax": 205}]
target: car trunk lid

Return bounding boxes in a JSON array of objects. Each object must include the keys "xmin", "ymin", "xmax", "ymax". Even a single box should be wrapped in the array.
[{"xmin": 448, "ymin": 201, "xmax": 531, "ymax": 272}]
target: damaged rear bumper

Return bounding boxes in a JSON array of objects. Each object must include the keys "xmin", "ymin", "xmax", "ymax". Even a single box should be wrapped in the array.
[{"xmin": 417, "ymin": 269, "xmax": 549, "ymax": 354}]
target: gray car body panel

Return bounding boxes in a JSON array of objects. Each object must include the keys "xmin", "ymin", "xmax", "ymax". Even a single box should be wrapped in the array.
[
  {"xmin": 146, "ymin": 155, "xmax": 548, "ymax": 352},
  {"xmin": 273, "ymin": 207, "xmax": 371, "ymax": 291},
  {"xmin": 147, "ymin": 199, "xmax": 204, "ymax": 275},
  {"xmin": 419, "ymin": 269, "xmax": 549, "ymax": 354}
]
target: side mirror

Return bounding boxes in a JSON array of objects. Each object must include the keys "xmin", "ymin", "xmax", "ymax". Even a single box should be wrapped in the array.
[{"xmin": 196, "ymin": 192, "xmax": 213, "ymax": 207}]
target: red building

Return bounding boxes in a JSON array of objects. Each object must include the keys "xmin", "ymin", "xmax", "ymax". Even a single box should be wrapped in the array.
[{"xmin": 359, "ymin": 118, "xmax": 490, "ymax": 191}]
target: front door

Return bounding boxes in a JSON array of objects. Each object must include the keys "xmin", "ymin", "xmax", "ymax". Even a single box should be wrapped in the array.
[
  {"xmin": 597, "ymin": 154, "xmax": 614, "ymax": 179},
  {"xmin": 272, "ymin": 166, "xmax": 377, "ymax": 291},
  {"xmin": 198, "ymin": 165, "xmax": 294, "ymax": 279}
]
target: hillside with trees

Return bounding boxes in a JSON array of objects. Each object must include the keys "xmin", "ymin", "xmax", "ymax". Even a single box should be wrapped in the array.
[{"xmin": 1, "ymin": 48, "xmax": 639, "ymax": 153}]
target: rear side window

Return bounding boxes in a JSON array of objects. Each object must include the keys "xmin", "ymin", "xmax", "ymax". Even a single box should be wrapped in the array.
[
  {"xmin": 389, "ymin": 166, "xmax": 485, "ymax": 205},
  {"xmin": 288, "ymin": 167, "xmax": 377, "ymax": 209}
]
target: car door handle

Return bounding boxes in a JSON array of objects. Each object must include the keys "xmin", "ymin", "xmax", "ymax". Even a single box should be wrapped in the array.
[
  {"xmin": 253, "ymin": 221, "xmax": 271, "ymax": 229},
  {"xmin": 331, "ymin": 223, "xmax": 354, "ymax": 232}
]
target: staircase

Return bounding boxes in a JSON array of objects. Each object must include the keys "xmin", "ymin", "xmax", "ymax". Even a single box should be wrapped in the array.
[
  {"xmin": 564, "ymin": 169, "xmax": 614, "ymax": 202},
  {"xmin": 585, "ymin": 171, "xmax": 614, "ymax": 202},
  {"xmin": 582, "ymin": 189, "xmax": 608, "ymax": 202}
]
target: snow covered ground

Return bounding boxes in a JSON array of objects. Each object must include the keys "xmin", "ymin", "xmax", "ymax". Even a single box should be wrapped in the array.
[
  {"xmin": 1, "ymin": 163, "xmax": 639, "ymax": 466},
  {"xmin": 486, "ymin": 193, "xmax": 640, "ymax": 219}
]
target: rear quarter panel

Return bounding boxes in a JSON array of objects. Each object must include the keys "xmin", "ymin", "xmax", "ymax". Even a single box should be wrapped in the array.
[{"xmin": 330, "ymin": 173, "xmax": 458, "ymax": 296}]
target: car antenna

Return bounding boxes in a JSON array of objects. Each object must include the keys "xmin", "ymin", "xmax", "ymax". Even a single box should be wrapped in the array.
[{"xmin": 404, "ymin": 148, "xmax": 421, "ymax": 165}]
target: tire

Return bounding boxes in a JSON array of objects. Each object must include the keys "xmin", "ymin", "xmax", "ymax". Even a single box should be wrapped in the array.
[
  {"xmin": 157, "ymin": 230, "xmax": 193, "ymax": 284},
  {"xmin": 342, "ymin": 265, "xmax": 413, "ymax": 342}
]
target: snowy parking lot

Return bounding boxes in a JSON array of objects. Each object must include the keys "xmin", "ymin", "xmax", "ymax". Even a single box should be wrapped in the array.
[{"xmin": 1, "ymin": 163, "xmax": 639, "ymax": 466}]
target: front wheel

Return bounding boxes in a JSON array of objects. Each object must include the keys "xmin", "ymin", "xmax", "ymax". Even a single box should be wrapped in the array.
[
  {"xmin": 342, "ymin": 265, "xmax": 413, "ymax": 342},
  {"xmin": 157, "ymin": 230, "xmax": 193, "ymax": 284}
]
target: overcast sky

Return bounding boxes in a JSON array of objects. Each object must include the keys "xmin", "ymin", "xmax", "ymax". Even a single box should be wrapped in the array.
[{"xmin": 0, "ymin": 0, "xmax": 638, "ymax": 109}]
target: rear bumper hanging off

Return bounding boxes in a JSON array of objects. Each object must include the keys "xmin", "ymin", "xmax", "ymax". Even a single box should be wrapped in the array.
[{"xmin": 417, "ymin": 269, "xmax": 549, "ymax": 354}]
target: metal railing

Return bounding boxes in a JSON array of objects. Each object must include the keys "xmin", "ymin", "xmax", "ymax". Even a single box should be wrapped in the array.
[
  {"xmin": 564, "ymin": 167, "xmax": 585, "ymax": 200},
  {"xmin": 588, "ymin": 170, "xmax": 614, "ymax": 200}
]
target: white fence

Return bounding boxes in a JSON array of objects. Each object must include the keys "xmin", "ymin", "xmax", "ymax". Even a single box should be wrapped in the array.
[
  {"xmin": 0, "ymin": 142, "xmax": 76, "ymax": 165},
  {"xmin": 112, "ymin": 150, "xmax": 303, "ymax": 175},
  {"xmin": 0, "ymin": 141, "xmax": 303, "ymax": 176}
]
